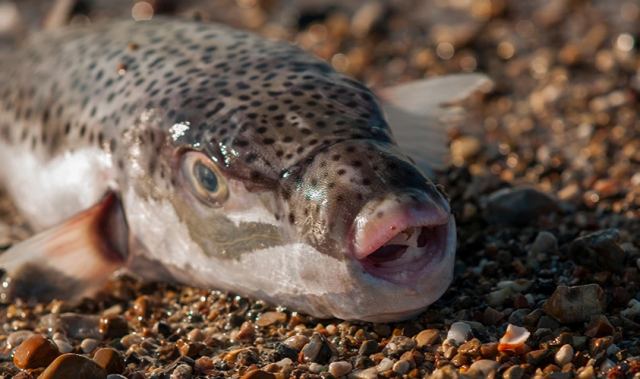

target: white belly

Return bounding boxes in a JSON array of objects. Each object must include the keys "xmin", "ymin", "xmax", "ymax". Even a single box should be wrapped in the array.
[{"xmin": 0, "ymin": 142, "xmax": 116, "ymax": 230}]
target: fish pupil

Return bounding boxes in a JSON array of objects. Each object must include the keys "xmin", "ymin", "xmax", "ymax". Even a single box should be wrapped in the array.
[{"xmin": 194, "ymin": 161, "xmax": 219, "ymax": 192}]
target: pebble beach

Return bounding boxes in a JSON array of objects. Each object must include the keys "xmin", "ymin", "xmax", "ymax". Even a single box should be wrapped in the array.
[{"xmin": 0, "ymin": 0, "xmax": 639, "ymax": 378}]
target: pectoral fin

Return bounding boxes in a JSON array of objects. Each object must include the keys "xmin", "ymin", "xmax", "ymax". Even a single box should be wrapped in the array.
[
  {"xmin": 380, "ymin": 73, "xmax": 493, "ymax": 175},
  {"xmin": 0, "ymin": 192, "xmax": 128, "ymax": 302}
]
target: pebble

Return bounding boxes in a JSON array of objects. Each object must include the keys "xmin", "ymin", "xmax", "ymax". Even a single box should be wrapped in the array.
[
  {"xmin": 13, "ymin": 334, "xmax": 60, "ymax": 369},
  {"xmin": 555, "ymin": 344, "xmax": 574, "ymax": 366},
  {"xmin": 528, "ymin": 231, "xmax": 558, "ymax": 268},
  {"xmin": 502, "ymin": 365, "xmax": 525, "ymax": 379},
  {"xmin": 255, "ymin": 311, "xmax": 287, "ymax": 327},
  {"xmin": 171, "ymin": 364, "xmax": 193, "ymax": 379},
  {"xmin": 484, "ymin": 187, "xmax": 559, "ymax": 226},
  {"xmin": 543, "ymin": 284, "xmax": 606, "ymax": 323},
  {"xmin": 80, "ymin": 338, "xmax": 99, "ymax": 354},
  {"xmin": 39, "ymin": 313, "xmax": 101, "ymax": 340},
  {"xmin": 392, "ymin": 359, "xmax": 411, "ymax": 374},
  {"xmin": 106, "ymin": 375, "xmax": 127, "ymax": 379},
  {"xmin": 39, "ymin": 353, "xmax": 106, "ymax": 379},
  {"xmin": 93, "ymin": 347, "xmax": 125, "ymax": 375},
  {"xmin": 446, "ymin": 322, "xmax": 473, "ymax": 345},
  {"xmin": 99, "ymin": 315, "xmax": 129, "ymax": 339},
  {"xmin": 120, "ymin": 333, "xmax": 143, "ymax": 348},
  {"xmin": 308, "ymin": 362, "xmax": 324, "ymax": 373},
  {"xmin": 376, "ymin": 357, "xmax": 394, "ymax": 372},
  {"xmin": 621, "ymin": 299, "xmax": 640, "ymax": 318},
  {"xmin": 350, "ymin": 367, "xmax": 378, "ymax": 379},
  {"xmin": 299, "ymin": 333, "xmax": 333, "ymax": 364},
  {"xmin": 328, "ymin": 361, "xmax": 352, "ymax": 377},
  {"xmin": 283, "ymin": 335, "xmax": 309, "ymax": 351},
  {"xmin": 7, "ymin": 330, "xmax": 34, "ymax": 349},
  {"xmin": 467, "ymin": 359, "xmax": 498, "ymax": 377},
  {"xmin": 498, "ymin": 324, "xmax": 530, "ymax": 353},
  {"xmin": 569, "ymin": 229, "xmax": 626, "ymax": 273},
  {"xmin": 358, "ymin": 339, "xmax": 378, "ymax": 355},
  {"xmin": 526, "ymin": 349, "xmax": 552, "ymax": 365},
  {"xmin": 382, "ymin": 335, "xmax": 415, "ymax": 356},
  {"xmin": 415, "ymin": 329, "xmax": 440, "ymax": 347},
  {"xmin": 584, "ymin": 315, "xmax": 613, "ymax": 337},
  {"xmin": 53, "ymin": 338, "xmax": 73, "ymax": 354}
]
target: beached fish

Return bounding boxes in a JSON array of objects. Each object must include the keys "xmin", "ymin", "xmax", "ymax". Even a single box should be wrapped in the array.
[{"xmin": 0, "ymin": 19, "xmax": 489, "ymax": 321}]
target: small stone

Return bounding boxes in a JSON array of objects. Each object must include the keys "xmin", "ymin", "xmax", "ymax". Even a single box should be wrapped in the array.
[
  {"xmin": 93, "ymin": 347, "xmax": 125, "ymax": 375},
  {"xmin": 526, "ymin": 349, "xmax": 552, "ymax": 365},
  {"xmin": 358, "ymin": 340, "xmax": 378, "ymax": 355},
  {"xmin": 446, "ymin": 322, "xmax": 473, "ymax": 345},
  {"xmin": 99, "ymin": 315, "xmax": 129, "ymax": 339},
  {"xmin": 392, "ymin": 359, "xmax": 410, "ymax": 374},
  {"xmin": 40, "ymin": 353, "xmax": 106, "ymax": 379},
  {"xmin": 107, "ymin": 375, "xmax": 127, "ymax": 379},
  {"xmin": 80, "ymin": 338, "xmax": 99, "ymax": 354},
  {"xmin": 498, "ymin": 324, "xmax": 530, "ymax": 353},
  {"xmin": 528, "ymin": 231, "xmax": 558, "ymax": 268},
  {"xmin": 584, "ymin": 315, "xmax": 614, "ymax": 337},
  {"xmin": 382, "ymin": 335, "xmax": 415, "ymax": 356},
  {"xmin": 283, "ymin": 335, "xmax": 308, "ymax": 351},
  {"xmin": 308, "ymin": 363, "xmax": 324, "ymax": 373},
  {"xmin": 555, "ymin": 344, "xmax": 574, "ymax": 366},
  {"xmin": 13, "ymin": 334, "xmax": 60, "ymax": 369},
  {"xmin": 240, "ymin": 369, "xmax": 276, "ymax": 379},
  {"xmin": 376, "ymin": 357, "xmax": 394, "ymax": 372},
  {"xmin": 350, "ymin": 367, "xmax": 378, "ymax": 379},
  {"xmin": 484, "ymin": 187, "xmax": 559, "ymax": 226},
  {"xmin": 53, "ymin": 338, "xmax": 73, "ymax": 354},
  {"xmin": 7, "ymin": 330, "xmax": 34, "ymax": 349},
  {"xmin": 171, "ymin": 364, "xmax": 192, "ymax": 379},
  {"xmin": 299, "ymin": 333, "xmax": 334, "ymax": 364},
  {"xmin": 569, "ymin": 229, "xmax": 626, "ymax": 273},
  {"xmin": 543, "ymin": 284, "xmax": 606, "ymax": 323},
  {"xmin": 467, "ymin": 359, "xmax": 498, "ymax": 377},
  {"xmin": 502, "ymin": 365, "xmax": 525, "ymax": 379},
  {"xmin": 486, "ymin": 287, "xmax": 514, "ymax": 307},
  {"xmin": 621, "ymin": 299, "xmax": 640, "ymax": 318},
  {"xmin": 39, "ymin": 313, "xmax": 102, "ymax": 340},
  {"xmin": 480, "ymin": 342, "xmax": 498, "ymax": 358},
  {"xmin": 186, "ymin": 328, "xmax": 203, "ymax": 342},
  {"xmin": 119, "ymin": 333, "xmax": 142, "ymax": 349},
  {"xmin": 415, "ymin": 329, "xmax": 440, "ymax": 348},
  {"xmin": 458, "ymin": 338, "xmax": 481, "ymax": 356},
  {"xmin": 255, "ymin": 311, "xmax": 287, "ymax": 327},
  {"xmin": 577, "ymin": 365, "xmax": 595, "ymax": 379},
  {"xmin": 329, "ymin": 361, "xmax": 352, "ymax": 377}
]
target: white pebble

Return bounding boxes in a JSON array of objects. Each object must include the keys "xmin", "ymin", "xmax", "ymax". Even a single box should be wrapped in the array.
[
  {"xmin": 555, "ymin": 344, "xmax": 574, "ymax": 366},
  {"xmin": 308, "ymin": 362, "xmax": 324, "ymax": 374},
  {"xmin": 446, "ymin": 321, "xmax": 473, "ymax": 345},
  {"xmin": 80, "ymin": 338, "xmax": 99, "ymax": 354},
  {"xmin": 621, "ymin": 299, "xmax": 640, "ymax": 318},
  {"xmin": 392, "ymin": 359, "xmax": 411, "ymax": 375},
  {"xmin": 283, "ymin": 335, "xmax": 309, "ymax": 351},
  {"xmin": 275, "ymin": 357, "xmax": 293, "ymax": 370},
  {"xmin": 329, "ymin": 361, "xmax": 352, "ymax": 377},
  {"xmin": 7, "ymin": 330, "xmax": 34, "ymax": 349},
  {"xmin": 54, "ymin": 339, "xmax": 73, "ymax": 353},
  {"xmin": 350, "ymin": 367, "xmax": 378, "ymax": 379},
  {"xmin": 498, "ymin": 324, "xmax": 530, "ymax": 352},
  {"xmin": 376, "ymin": 357, "xmax": 394, "ymax": 372}
]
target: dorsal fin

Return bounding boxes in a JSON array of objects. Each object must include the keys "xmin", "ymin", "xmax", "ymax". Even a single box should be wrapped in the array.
[{"xmin": 379, "ymin": 73, "xmax": 493, "ymax": 175}]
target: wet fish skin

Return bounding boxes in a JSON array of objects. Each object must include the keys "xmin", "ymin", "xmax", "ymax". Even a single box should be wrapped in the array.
[{"xmin": 0, "ymin": 19, "xmax": 488, "ymax": 321}]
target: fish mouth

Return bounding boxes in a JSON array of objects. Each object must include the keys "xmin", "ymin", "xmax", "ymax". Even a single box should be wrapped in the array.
[{"xmin": 352, "ymin": 194, "xmax": 451, "ymax": 285}]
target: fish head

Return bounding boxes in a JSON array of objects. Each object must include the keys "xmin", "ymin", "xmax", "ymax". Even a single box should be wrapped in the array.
[{"xmin": 123, "ymin": 65, "xmax": 455, "ymax": 322}]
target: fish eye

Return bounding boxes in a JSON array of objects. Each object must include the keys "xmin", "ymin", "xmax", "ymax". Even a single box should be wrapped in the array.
[{"xmin": 182, "ymin": 151, "xmax": 228, "ymax": 206}]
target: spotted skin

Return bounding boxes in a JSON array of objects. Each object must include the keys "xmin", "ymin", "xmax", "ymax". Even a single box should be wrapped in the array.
[{"xmin": 0, "ymin": 19, "xmax": 455, "ymax": 321}]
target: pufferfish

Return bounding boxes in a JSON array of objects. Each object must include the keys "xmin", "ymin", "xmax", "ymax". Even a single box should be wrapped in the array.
[{"xmin": 0, "ymin": 18, "xmax": 490, "ymax": 322}]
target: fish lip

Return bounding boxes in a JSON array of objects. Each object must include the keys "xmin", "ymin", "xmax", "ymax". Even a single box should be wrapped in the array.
[{"xmin": 349, "ymin": 194, "xmax": 452, "ymax": 285}]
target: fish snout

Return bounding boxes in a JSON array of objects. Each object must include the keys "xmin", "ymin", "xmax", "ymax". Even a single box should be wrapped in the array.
[{"xmin": 351, "ymin": 190, "xmax": 452, "ymax": 285}]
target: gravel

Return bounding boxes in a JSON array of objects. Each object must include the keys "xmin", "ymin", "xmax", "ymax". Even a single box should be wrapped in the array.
[{"xmin": 0, "ymin": 0, "xmax": 639, "ymax": 377}]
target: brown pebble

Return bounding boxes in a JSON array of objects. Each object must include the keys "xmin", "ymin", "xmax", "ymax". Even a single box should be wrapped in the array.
[
  {"xmin": 240, "ymin": 369, "xmax": 276, "ymax": 379},
  {"xmin": 415, "ymin": 329, "xmax": 440, "ymax": 348},
  {"xmin": 99, "ymin": 315, "xmax": 129, "ymax": 339},
  {"xmin": 256, "ymin": 311, "xmax": 287, "ymax": 327},
  {"xmin": 13, "ymin": 334, "xmax": 60, "ymax": 369},
  {"xmin": 543, "ymin": 284, "xmax": 606, "ymax": 324},
  {"xmin": 584, "ymin": 315, "xmax": 614, "ymax": 337},
  {"xmin": 40, "ymin": 353, "xmax": 106, "ymax": 379},
  {"xmin": 92, "ymin": 347, "xmax": 125, "ymax": 374}
]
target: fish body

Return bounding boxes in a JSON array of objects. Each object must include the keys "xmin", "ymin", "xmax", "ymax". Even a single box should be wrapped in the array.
[{"xmin": 0, "ymin": 19, "xmax": 488, "ymax": 321}]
